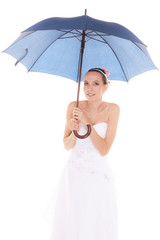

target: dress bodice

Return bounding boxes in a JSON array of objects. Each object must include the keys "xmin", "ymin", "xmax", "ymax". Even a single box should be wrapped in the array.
[
  {"xmin": 67, "ymin": 122, "xmax": 114, "ymax": 180},
  {"xmin": 72, "ymin": 122, "xmax": 108, "ymax": 158}
]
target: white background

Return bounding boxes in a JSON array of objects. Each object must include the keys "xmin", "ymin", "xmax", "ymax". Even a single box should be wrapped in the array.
[{"xmin": 0, "ymin": 1, "xmax": 160, "ymax": 240}]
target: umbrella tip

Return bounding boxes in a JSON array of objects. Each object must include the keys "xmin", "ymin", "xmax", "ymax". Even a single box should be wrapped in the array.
[{"xmin": 85, "ymin": 9, "xmax": 87, "ymax": 15}]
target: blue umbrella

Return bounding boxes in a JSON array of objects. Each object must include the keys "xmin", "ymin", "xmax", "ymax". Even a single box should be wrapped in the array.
[{"xmin": 3, "ymin": 10, "xmax": 157, "ymax": 138}]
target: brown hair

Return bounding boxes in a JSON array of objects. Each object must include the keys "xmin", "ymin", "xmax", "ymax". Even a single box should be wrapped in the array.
[{"xmin": 87, "ymin": 68, "xmax": 108, "ymax": 85}]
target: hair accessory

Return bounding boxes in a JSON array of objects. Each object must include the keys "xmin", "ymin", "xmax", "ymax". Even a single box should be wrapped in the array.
[
  {"xmin": 87, "ymin": 67, "xmax": 110, "ymax": 84},
  {"xmin": 102, "ymin": 68, "xmax": 110, "ymax": 77}
]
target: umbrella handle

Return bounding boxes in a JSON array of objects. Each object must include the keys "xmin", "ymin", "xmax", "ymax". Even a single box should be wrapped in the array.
[
  {"xmin": 73, "ymin": 13, "xmax": 92, "ymax": 140},
  {"xmin": 73, "ymin": 124, "xmax": 92, "ymax": 139}
]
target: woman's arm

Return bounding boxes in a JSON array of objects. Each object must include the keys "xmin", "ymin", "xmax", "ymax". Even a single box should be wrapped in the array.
[
  {"xmin": 73, "ymin": 103, "xmax": 120, "ymax": 156},
  {"xmin": 63, "ymin": 101, "xmax": 78, "ymax": 150},
  {"xmin": 89, "ymin": 104, "xmax": 120, "ymax": 156}
]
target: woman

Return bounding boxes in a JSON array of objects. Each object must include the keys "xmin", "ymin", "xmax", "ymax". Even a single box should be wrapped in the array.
[
  {"xmin": 50, "ymin": 68, "xmax": 120, "ymax": 240},
  {"xmin": 63, "ymin": 68, "xmax": 120, "ymax": 155}
]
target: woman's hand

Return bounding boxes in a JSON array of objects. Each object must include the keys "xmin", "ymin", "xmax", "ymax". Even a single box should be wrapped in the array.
[
  {"xmin": 72, "ymin": 107, "xmax": 90, "ymax": 125},
  {"xmin": 69, "ymin": 118, "xmax": 80, "ymax": 132}
]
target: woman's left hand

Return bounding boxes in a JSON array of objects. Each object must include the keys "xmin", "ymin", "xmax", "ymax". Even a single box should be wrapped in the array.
[{"xmin": 73, "ymin": 107, "xmax": 90, "ymax": 125}]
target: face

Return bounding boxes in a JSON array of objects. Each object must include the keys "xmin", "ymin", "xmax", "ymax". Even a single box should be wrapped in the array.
[{"xmin": 83, "ymin": 71, "xmax": 108, "ymax": 101}]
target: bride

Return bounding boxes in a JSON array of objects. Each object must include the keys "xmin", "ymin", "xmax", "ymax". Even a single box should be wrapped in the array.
[
  {"xmin": 50, "ymin": 68, "xmax": 120, "ymax": 240},
  {"xmin": 63, "ymin": 67, "xmax": 120, "ymax": 155}
]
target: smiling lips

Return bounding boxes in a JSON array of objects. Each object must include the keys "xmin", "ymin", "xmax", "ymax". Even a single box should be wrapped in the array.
[{"xmin": 87, "ymin": 93, "xmax": 95, "ymax": 97}]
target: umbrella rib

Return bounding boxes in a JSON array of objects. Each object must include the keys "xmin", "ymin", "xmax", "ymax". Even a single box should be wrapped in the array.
[
  {"xmin": 27, "ymin": 30, "xmax": 76, "ymax": 72},
  {"xmin": 58, "ymin": 28, "xmax": 82, "ymax": 36},
  {"xmin": 87, "ymin": 31, "xmax": 109, "ymax": 37},
  {"xmin": 57, "ymin": 29, "xmax": 82, "ymax": 41},
  {"xmin": 75, "ymin": 29, "xmax": 83, "ymax": 34},
  {"xmin": 85, "ymin": 35, "xmax": 106, "ymax": 43},
  {"xmin": 131, "ymin": 41, "xmax": 149, "ymax": 56},
  {"xmin": 132, "ymin": 41, "xmax": 157, "ymax": 69},
  {"xmin": 94, "ymin": 31, "xmax": 128, "ymax": 81},
  {"xmin": 57, "ymin": 29, "xmax": 80, "ymax": 34},
  {"xmin": 60, "ymin": 35, "xmax": 81, "ymax": 40},
  {"xmin": 86, "ymin": 31, "xmax": 110, "ymax": 42}
]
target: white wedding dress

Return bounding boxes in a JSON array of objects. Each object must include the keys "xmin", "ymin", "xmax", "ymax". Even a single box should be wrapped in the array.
[{"xmin": 50, "ymin": 122, "xmax": 118, "ymax": 240}]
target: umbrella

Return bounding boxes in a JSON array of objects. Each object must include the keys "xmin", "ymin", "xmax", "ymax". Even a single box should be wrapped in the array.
[{"xmin": 3, "ymin": 9, "xmax": 157, "ymax": 138}]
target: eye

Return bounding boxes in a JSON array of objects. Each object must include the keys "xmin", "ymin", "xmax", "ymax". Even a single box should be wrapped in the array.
[
  {"xmin": 94, "ymin": 82, "xmax": 99, "ymax": 86},
  {"xmin": 84, "ymin": 81, "xmax": 88, "ymax": 86}
]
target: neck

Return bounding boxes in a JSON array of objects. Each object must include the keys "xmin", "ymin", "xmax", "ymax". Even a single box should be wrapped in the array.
[{"xmin": 86, "ymin": 98, "xmax": 103, "ymax": 112}]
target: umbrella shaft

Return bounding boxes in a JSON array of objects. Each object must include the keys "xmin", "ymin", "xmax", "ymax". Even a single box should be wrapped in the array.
[{"xmin": 76, "ymin": 30, "xmax": 85, "ymax": 107}]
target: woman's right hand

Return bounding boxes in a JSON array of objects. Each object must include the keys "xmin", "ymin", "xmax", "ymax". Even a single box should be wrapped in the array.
[{"xmin": 69, "ymin": 118, "xmax": 80, "ymax": 132}]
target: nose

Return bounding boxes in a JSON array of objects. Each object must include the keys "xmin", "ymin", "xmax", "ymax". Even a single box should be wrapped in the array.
[{"xmin": 87, "ymin": 84, "xmax": 93, "ymax": 91}]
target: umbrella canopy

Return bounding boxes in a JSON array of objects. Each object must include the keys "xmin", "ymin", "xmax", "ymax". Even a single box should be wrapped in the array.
[
  {"xmin": 4, "ymin": 13, "xmax": 157, "ymax": 82},
  {"xmin": 3, "ymin": 11, "xmax": 157, "ymax": 139}
]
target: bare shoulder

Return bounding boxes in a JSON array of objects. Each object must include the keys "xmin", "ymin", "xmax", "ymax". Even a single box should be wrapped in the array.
[
  {"xmin": 103, "ymin": 102, "xmax": 120, "ymax": 111},
  {"xmin": 108, "ymin": 102, "xmax": 120, "ymax": 113},
  {"xmin": 67, "ymin": 101, "xmax": 77, "ymax": 111},
  {"xmin": 66, "ymin": 100, "xmax": 87, "ymax": 114},
  {"xmin": 64, "ymin": 101, "xmax": 76, "ymax": 122},
  {"xmin": 103, "ymin": 102, "xmax": 120, "ymax": 121}
]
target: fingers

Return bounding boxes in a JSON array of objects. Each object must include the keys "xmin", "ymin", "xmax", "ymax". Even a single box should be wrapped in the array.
[
  {"xmin": 73, "ymin": 107, "xmax": 80, "ymax": 113},
  {"xmin": 69, "ymin": 119, "xmax": 79, "ymax": 131},
  {"xmin": 72, "ymin": 107, "xmax": 88, "ymax": 125},
  {"xmin": 73, "ymin": 107, "xmax": 81, "ymax": 119}
]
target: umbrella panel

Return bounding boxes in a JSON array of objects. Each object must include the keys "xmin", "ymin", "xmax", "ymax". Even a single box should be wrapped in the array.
[{"xmin": 4, "ymin": 29, "xmax": 156, "ymax": 82}]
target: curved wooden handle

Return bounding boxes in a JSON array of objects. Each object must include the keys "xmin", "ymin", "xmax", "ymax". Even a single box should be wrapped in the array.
[{"xmin": 73, "ymin": 124, "xmax": 92, "ymax": 139}]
